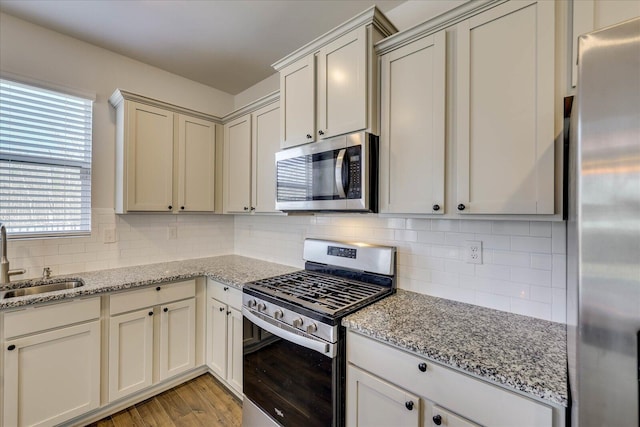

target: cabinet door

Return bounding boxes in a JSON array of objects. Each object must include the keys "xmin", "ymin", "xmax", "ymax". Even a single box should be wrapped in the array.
[
  {"xmin": 317, "ymin": 26, "xmax": 367, "ymax": 139},
  {"xmin": 226, "ymin": 307, "xmax": 244, "ymax": 395},
  {"xmin": 251, "ymin": 102, "xmax": 280, "ymax": 213},
  {"xmin": 380, "ymin": 31, "xmax": 446, "ymax": 214},
  {"xmin": 347, "ymin": 365, "xmax": 420, "ymax": 427},
  {"xmin": 126, "ymin": 101, "xmax": 174, "ymax": 212},
  {"xmin": 159, "ymin": 298, "xmax": 196, "ymax": 381},
  {"xmin": 177, "ymin": 115, "xmax": 216, "ymax": 212},
  {"xmin": 280, "ymin": 55, "xmax": 315, "ymax": 148},
  {"xmin": 4, "ymin": 322, "xmax": 100, "ymax": 427},
  {"xmin": 224, "ymin": 114, "xmax": 252, "ymax": 213},
  {"xmin": 456, "ymin": 1, "xmax": 554, "ymax": 214},
  {"xmin": 207, "ymin": 297, "xmax": 228, "ymax": 378},
  {"xmin": 109, "ymin": 308, "xmax": 154, "ymax": 401},
  {"xmin": 431, "ymin": 406, "xmax": 480, "ymax": 427}
]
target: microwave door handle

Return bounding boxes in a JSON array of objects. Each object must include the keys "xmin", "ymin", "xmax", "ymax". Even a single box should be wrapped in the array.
[{"xmin": 335, "ymin": 149, "xmax": 347, "ymax": 198}]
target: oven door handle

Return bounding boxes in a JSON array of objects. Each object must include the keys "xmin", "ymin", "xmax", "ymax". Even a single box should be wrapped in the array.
[{"xmin": 242, "ymin": 307, "xmax": 336, "ymax": 358}]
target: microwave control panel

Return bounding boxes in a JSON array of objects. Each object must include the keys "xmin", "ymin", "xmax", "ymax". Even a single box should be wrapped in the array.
[{"xmin": 347, "ymin": 147, "xmax": 362, "ymax": 199}]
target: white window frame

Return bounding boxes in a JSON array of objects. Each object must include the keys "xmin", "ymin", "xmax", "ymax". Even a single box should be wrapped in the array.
[{"xmin": 0, "ymin": 77, "xmax": 94, "ymax": 238}]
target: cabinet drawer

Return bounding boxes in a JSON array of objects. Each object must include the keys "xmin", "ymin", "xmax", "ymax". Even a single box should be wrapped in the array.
[
  {"xmin": 207, "ymin": 280, "xmax": 241, "ymax": 309},
  {"xmin": 110, "ymin": 280, "xmax": 196, "ymax": 315},
  {"xmin": 4, "ymin": 297, "xmax": 100, "ymax": 339},
  {"xmin": 347, "ymin": 331, "xmax": 553, "ymax": 427}
]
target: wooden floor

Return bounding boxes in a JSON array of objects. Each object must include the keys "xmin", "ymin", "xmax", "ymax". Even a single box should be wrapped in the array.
[{"xmin": 87, "ymin": 374, "xmax": 242, "ymax": 427}]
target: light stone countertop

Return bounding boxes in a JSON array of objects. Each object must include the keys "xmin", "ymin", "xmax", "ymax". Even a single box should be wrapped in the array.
[
  {"xmin": 0, "ymin": 255, "xmax": 299, "ymax": 310},
  {"xmin": 342, "ymin": 289, "xmax": 568, "ymax": 408}
]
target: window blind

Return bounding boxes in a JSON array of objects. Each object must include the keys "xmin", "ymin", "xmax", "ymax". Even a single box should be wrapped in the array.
[{"xmin": 0, "ymin": 78, "xmax": 93, "ymax": 237}]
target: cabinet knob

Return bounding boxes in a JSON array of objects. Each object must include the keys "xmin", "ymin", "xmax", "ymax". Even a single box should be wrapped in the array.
[
  {"xmin": 223, "ymin": 286, "xmax": 229, "ymax": 291},
  {"xmin": 148, "ymin": 311, "xmax": 153, "ymax": 316},
  {"xmin": 181, "ymin": 206, "xmax": 185, "ymax": 210},
  {"xmin": 405, "ymin": 401, "xmax": 414, "ymax": 411},
  {"xmin": 457, "ymin": 203, "xmax": 466, "ymax": 211},
  {"xmin": 163, "ymin": 307, "xmax": 168, "ymax": 313},
  {"xmin": 156, "ymin": 286, "xmax": 161, "ymax": 291},
  {"xmin": 168, "ymin": 205, "xmax": 173, "ymax": 210},
  {"xmin": 7, "ymin": 344, "xmax": 16, "ymax": 351},
  {"xmin": 318, "ymin": 130, "xmax": 325, "ymax": 136},
  {"xmin": 243, "ymin": 206, "xmax": 249, "ymax": 211},
  {"xmin": 219, "ymin": 307, "xmax": 225, "ymax": 312},
  {"xmin": 433, "ymin": 415, "xmax": 442, "ymax": 425},
  {"xmin": 227, "ymin": 310, "xmax": 232, "ymax": 315},
  {"xmin": 250, "ymin": 206, "xmax": 255, "ymax": 211},
  {"xmin": 418, "ymin": 362, "xmax": 427, "ymax": 372},
  {"xmin": 306, "ymin": 134, "xmax": 312, "ymax": 139},
  {"xmin": 432, "ymin": 204, "xmax": 440, "ymax": 211}
]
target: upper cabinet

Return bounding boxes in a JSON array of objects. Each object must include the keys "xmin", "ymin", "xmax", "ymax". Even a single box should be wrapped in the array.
[
  {"xmin": 455, "ymin": 0, "xmax": 555, "ymax": 215},
  {"xmin": 110, "ymin": 90, "xmax": 218, "ymax": 214},
  {"xmin": 274, "ymin": 6, "xmax": 397, "ymax": 149},
  {"xmin": 223, "ymin": 94, "xmax": 281, "ymax": 214},
  {"xmin": 379, "ymin": 31, "xmax": 446, "ymax": 214}
]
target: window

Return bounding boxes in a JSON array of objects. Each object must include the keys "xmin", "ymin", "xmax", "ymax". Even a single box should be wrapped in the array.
[{"xmin": 0, "ymin": 78, "xmax": 93, "ymax": 237}]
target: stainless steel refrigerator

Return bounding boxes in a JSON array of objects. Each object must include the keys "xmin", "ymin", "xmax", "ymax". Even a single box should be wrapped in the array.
[{"xmin": 567, "ymin": 17, "xmax": 640, "ymax": 427}]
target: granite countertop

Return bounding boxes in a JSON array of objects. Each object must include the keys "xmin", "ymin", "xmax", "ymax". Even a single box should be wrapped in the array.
[
  {"xmin": 342, "ymin": 289, "xmax": 568, "ymax": 408},
  {"xmin": 0, "ymin": 255, "xmax": 299, "ymax": 310}
]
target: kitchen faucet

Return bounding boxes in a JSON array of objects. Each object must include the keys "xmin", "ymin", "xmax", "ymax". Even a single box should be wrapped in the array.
[{"xmin": 1, "ymin": 223, "xmax": 25, "ymax": 285}]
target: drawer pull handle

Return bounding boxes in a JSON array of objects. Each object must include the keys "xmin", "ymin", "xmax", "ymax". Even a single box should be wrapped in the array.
[
  {"xmin": 223, "ymin": 286, "xmax": 229, "ymax": 291},
  {"xmin": 7, "ymin": 345, "xmax": 16, "ymax": 351},
  {"xmin": 156, "ymin": 287, "xmax": 161, "ymax": 291},
  {"xmin": 148, "ymin": 311, "xmax": 153, "ymax": 316},
  {"xmin": 418, "ymin": 362, "xmax": 427, "ymax": 372},
  {"xmin": 405, "ymin": 401, "xmax": 414, "ymax": 411},
  {"xmin": 163, "ymin": 307, "xmax": 168, "ymax": 313},
  {"xmin": 433, "ymin": 415, "xmax": 442, "ymax": 425}
]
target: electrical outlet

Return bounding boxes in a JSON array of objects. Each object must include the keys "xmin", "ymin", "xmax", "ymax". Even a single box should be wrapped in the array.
[
  {"xmin": 465, "ymin": 240, "xmax": 482, "ymax": 264},
  {"xmin": 167, "ymin": 226, "xmax": 177, "ymax": 240},
  {"xmin": 103, "ymin": 228, "xmax": 116, "ymax": 243}
]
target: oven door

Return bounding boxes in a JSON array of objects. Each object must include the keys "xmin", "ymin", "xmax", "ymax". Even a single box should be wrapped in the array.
[
  {"xmin": 242, "ymin": 307, "xmax": 343, "ymax": 427},
  {"xmin": 275, "ymin": 132, "xmax": 370, "ymax": 211}
]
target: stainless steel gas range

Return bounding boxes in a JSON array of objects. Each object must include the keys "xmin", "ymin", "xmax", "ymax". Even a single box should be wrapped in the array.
[{"xmin": 242, "ymin": 239, "xmax": 397, "ymax": 427}]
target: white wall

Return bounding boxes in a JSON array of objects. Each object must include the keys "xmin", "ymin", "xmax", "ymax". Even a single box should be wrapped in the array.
[
  {"xmin": 236, "ymin": 215, "xmax": 567, "ymax": 323},
  {"xmin": 1, "ymin": 12, "xmax": 236, "ymax": 278},
  {"xmin": 233, "ymin": 73, "xmax": 279, "ymax": 110}
]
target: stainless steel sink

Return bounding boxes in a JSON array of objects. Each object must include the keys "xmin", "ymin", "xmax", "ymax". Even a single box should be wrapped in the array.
[{"xmin": 0, "ymin": 280, "xmax": 85, "ymax": 299}]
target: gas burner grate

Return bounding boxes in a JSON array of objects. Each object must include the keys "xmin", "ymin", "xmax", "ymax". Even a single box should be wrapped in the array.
[{"xmin": 245, "ymin": 270, "xmax": 390, "ymax": 317}]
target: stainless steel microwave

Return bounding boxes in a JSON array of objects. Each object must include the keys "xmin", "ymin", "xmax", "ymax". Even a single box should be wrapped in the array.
[{"xmin": 275, "ymin": 131, "xmax": 378, "ymax": 212}]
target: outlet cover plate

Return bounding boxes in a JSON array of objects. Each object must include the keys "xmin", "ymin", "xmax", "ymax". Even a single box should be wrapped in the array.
[{"xmin": 465, "ymin": 240, "xmax": 482, "ymax": 264}]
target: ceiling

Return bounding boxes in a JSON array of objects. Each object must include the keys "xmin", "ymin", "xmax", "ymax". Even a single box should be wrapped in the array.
[{"xmin": 0, "ymin": 0, "xmax": 405, "ymax": 95}]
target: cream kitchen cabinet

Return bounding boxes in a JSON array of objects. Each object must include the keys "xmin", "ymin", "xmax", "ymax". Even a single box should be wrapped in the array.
[
  {"xmin": 455, "ymin": 0, "xmax": 555, "ymax": 215},
  {"xmin": 2, "ymin": 298, "xmax": 101, "ymax": 427},
  {"xmin": 108, "ymin": 280, "xmax": 196, "ymax": 402},
  {"xmin": 274, "ymin": 6, "xmax": 396, "ymax": 149},
  {"xmin": 223, "ymin": 98, "xmax": 280, "ymax": 214},
  {"xmin": 379, "ymin": 30, "xmax": 446, "ymax": 214},
  {"xmin": 206, "ymin": 279, "xmax": 243, "ymax": 397},
  {"xmin": 110, "ymin": 89, "xmax": 217, "ymax": 214},
  {"xmin": 347, "ymin": 331, "xmax": 559, "ymax": 427}
]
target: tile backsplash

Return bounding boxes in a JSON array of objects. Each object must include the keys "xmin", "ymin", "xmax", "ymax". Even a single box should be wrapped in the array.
[
  {"xmin": 235, "ymin": 215, "xmax": 567, "ymax": 323},
  {"xmin": 6, "ymin": 210, "xmax": 567, "ymax": 323},
  {"xmin": 6, "ymin": 208, "xmax": 234, "ymax": 279}
]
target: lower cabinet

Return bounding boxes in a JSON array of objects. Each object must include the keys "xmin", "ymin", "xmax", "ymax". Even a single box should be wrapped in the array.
[
  {"xmin": 108, "ymin": 280, "xmax": 196, "ymax": 402},
  {"xmin": 346, "ymin": 330, "xmax": 558, "ymax": 427},
  {"xmin": 206, "ymin": 279, "xmax": 243, "ymax": 396},
  {"xmin": 2, "ymin": 298, "xmax": 101, "ymax": 427}
]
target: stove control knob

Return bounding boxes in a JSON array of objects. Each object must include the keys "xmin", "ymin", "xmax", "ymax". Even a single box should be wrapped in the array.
[
  {"xmin": 292, "ymin": 317, "xmax": 304, "ymax": 328},
  {"xmin": 247, "ymin": 299, "xmax": 257, "ymax": 308},
  {"xmin": 306, "ymin": 323, "xmax": 318, "ymax": 334},
  {"xmin": 257, "ymin": 302, "xmax": 266, "ymax": 312},
  {"xmin": 273, "ymin": 310, "xmax": 284, "ymax": 320}
]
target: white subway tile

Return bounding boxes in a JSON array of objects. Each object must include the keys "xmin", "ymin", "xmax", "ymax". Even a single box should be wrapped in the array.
[
  {"xmin": 492, "ymin": 221, "xmax": 530, "ymax": 235},
  {"xmin": 430, "ymin": 270, "xmax": 460, "ymax": 286},
  {"xmin": 475, "ymin": 292, "xmax": 511, "ymax": 312},
  {"xmin": 490, "ymin": 250, "xmax": 530, "ymax": 267},
  {"xmin": 511, "ymin": 236, "xmax": 551, "ymax": 253},
  {"xmin": 460, "ymin": 220, "xmax": 492, "ymax": 234},
  {"xmin": 552, "ymin": 288, "xmax": 567, "ymax": 323},
  {"xmin": 530, "ymin": 254, "xmax": 552, "ymax": 270},
  {"xmin": 510, "ymin": 299, "xmax": 552, "ymax": 321},
  {"xmin": 58, "ymin": 243, "xmax": 86, "ymax": 255},
  {"xmin": 530, "ymin": 286, "xmax": 553, "ymax": 303},
  {"xmin": 431, "ymin": 219, "xmax": 460, "ymax": 232},
  {"xmin": 444, "ymin": 259, "xmax": 476, "ymax": 275},
  {"xmin": 406, "ymin": 218, "xmax": 431, "ymax": 231},
  {"xmin": 529, "ymin": 221, "xmax": 552, "ymax": 237},
  {"xmin": 473, "ymin": 234, "xmax": 511, "ymax": 250},
  {"xmin": 444, "ymin": 232, "xmax": 475, "ymax": 246},
  {"xmin": 417, "ymin": 231, "xmax": 445, "ymax": 244},
  {"xmin": 552, "ymin": 222, "xmax": 566, "ymax": 254},
  {"xmin": 511, "ymin": 267, "xmax": 552, "ymax": 286},
  {"xmin": 386, "ymin": 218, "xmax": 407, "ymax": 229},
  {"xmin": 552, "ymin": 254, "xmax": 567, "ymax": 289},
  {"xmin": 394, "ymin": 230, "xmax": 418, "ymax": 242},
  {"xmin": 475, "ymin": 264, "xmax": 511, "ymax": 280}
]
